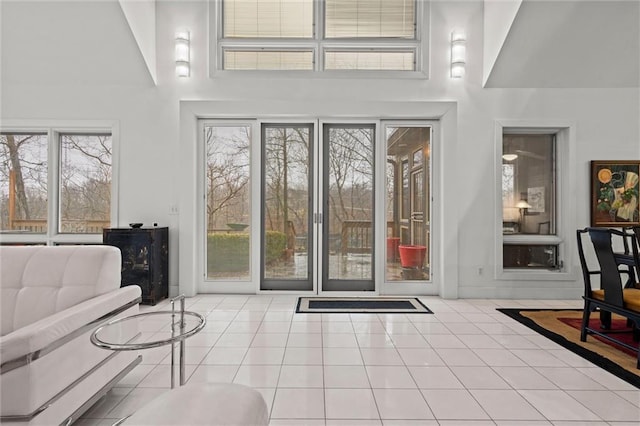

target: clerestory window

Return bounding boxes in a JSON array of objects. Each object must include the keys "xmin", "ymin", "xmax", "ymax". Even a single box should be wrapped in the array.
[{"xmin": 215, "ymin": 0, "xmax": 424, "ymax": 72}]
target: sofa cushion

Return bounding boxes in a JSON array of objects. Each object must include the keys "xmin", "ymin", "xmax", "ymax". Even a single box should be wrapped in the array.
[{"xmin": 0, "ymin": 245, "xmax": 122, "ymax": 336}]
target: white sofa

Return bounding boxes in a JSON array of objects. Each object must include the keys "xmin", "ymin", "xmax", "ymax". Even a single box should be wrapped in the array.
[{"xmin": 0, "ymin": 245, "xmax": 142, "ymax": 426}]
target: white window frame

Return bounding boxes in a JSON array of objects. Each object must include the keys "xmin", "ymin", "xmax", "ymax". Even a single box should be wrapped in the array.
[
  {"xmin": 0, "ymin": 120, "xmax": 119, "ymax": 246},
  {"xmin": 209, "ymin": 0, "xmax": 430, "ymax": 78},
  {"xmin": 494, "ymin": 120, "xmax": 577, "ymax": 282}
]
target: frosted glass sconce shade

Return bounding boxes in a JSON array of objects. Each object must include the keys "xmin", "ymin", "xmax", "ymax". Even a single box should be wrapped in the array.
[
  {"xmin": 450, "ymin": 30, "xmax": 466, "ymax": 78},
  {"xmin": 175, "ymin": 31, "xmax": 190, "ymax": 77}
]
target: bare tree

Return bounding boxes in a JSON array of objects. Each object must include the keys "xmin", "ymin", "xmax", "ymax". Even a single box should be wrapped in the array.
[
  {"xmin": 205, "ymin": 126, "xmax": 250, "ymax": 230},
  {"xmin": 327, "ymin": 127, "xmax": 374, "ymax": 231},
  {"xmin": 0, "ymin": 134, "xmax": 48, "ymax": 229},
  {"xmin": 59, "ymin": 135, "xmax": 112, "ymax": 230},
  {"xmin": 264, "ymin": 126, "xmax": 309, "ymax": 241}
]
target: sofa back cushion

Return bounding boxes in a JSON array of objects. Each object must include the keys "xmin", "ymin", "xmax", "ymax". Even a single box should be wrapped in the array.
[{"xmin": 0, "ymin": 245, "xmax": 122, "ymax": 336}]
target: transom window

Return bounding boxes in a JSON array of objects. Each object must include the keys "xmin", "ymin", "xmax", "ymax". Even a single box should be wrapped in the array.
[{"xmin": 217, "ymin": 0, "xmax": 421, "ymax": 71}]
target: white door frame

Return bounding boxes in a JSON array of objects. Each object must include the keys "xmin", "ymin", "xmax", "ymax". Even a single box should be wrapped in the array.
[
  {"xmin": 180, "ymin": 100, "xmax": 458, "ymax": 299},
  {"xmin": 378, "ymin": 120, "xmax": 440, "ymax": 296}
]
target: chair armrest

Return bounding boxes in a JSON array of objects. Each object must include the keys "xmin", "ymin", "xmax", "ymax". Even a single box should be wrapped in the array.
[{"xmin": 0, "ymin": 286, "xmax": 141, "ymax": 365}]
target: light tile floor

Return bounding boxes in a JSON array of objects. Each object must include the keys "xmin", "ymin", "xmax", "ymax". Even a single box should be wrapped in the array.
[{"xmin": 77, "ymin": 295, "xmax": 640, "ymax": 426}]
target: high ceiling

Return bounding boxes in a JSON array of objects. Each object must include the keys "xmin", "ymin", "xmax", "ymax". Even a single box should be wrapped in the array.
[
  {"xmin": 2, "ymin": 0, "xmax": 637, "ymax": 89},
  {"xmin": 484, "ymin": 0, "xmax": 640, "ymax": 88}
]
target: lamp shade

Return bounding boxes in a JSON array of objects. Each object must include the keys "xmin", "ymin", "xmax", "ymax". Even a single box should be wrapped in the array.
[{"xmin": 515, "ymin": 200, "xmax": 532, "ymax": 209}]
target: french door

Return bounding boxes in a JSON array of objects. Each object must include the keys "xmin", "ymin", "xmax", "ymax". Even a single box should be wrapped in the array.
[
  {"xmin": 260, "ymin": 122, "xmax": 375, "ymax": 292},
  {"xmin": 201, "ymin": 119, "xmax": 433, "ymax": 295}
]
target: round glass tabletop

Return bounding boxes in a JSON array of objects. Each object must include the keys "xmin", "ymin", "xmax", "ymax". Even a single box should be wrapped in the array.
[{"xmin": 91, "ymin": 310, "xmax": 206, "ymax": 351}]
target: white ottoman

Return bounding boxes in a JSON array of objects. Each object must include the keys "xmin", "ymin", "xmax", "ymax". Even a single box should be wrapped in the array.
[{"xmin": 122, "ymin": 383, "xmax": 268, "ymax": 425}]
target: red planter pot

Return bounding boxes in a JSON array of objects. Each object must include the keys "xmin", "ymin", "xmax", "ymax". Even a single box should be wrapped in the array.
[
  {"xmin": 398, "ymin": 245, "xmax": 427, "ymax": 268},
  {"xmin": 386, "ymin": 237, "xmax": 400, "ymax": 261}
]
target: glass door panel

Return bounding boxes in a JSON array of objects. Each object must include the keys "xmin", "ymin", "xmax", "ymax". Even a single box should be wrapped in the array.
[
  {"xmin": 261, "ymin": 124, "xmax": 313, "ymax": 290},
  {"xmin": 322, "ymin": 124, "xmax": 375, "ymax": 292},
  {"xmin": 204, "ymin": 124, "xmax": 251, "ymax": 281},
  {"xmin": 385, "ymin": 126, "xmax": 431, "ymax": 282},
  {"xmin": 411, "ymin": 169, "xmax": 425, "ymax": 244}
]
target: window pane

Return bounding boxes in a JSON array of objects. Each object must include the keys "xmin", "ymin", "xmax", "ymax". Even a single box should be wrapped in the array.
[
  {"xmin": 325, "ymin": 0, "xmax": 416, "ymax": 38},
  {"xmin": 59, "ymin": 134, "xmax": 111, "ymax": 233},
  {"xmin": 224, "ymin": 50, "xmax": 314, "ymax": 70},
  {"xmin": 324, "ymin": 50, "xmax": 414, "ymax": 70},
  {"xmin": 504, "ymin": 244, "xmax": 559, "ymax": 269},
  {"xmin": 401, "ymin": 159, "xmax": 409, "ymax": 220},
  {"xmin": 386, "ymin": 126, "xmax": 430, "ymax": 282},
  {"xmin": 0, "ymin": 133, "xmax": 48, "ymax": 233},
  {"xmin": 263, "ymin": 126, "xmax": 310, "ymax": 281},
  {"xmin": 223, "ymin": 0, "xmax": 313, "ymax": 38},
  {"xmin": 502, "ymin": 134, "xmax": 555, "ymax": 235},
  {"xmin": 205, "ymin": 125, "xmax": 251, "ymax": 281},
  {"xmin": 326, "ymin": 125, "xmax": 374, "ymax": 282}
]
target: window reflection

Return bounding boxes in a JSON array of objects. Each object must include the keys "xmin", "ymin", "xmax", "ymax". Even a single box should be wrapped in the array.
[{"xmin": 502, "ymin": 134, "xmax": 555, "ymax": 236}]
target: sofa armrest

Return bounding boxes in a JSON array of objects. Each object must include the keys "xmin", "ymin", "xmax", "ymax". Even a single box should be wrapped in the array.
[{"xmin": 0, "ymin": 285, "xmax": 141, "ymax": 366}]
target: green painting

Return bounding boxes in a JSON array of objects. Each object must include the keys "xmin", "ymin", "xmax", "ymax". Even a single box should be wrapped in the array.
[{"xmin": 591, "ymin": 160, "xmax": 640, "ymax": 226}]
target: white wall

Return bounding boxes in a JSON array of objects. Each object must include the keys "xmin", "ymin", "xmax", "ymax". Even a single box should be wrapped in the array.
[{"xmin": 2, "ymin": 0, "xmax": 638, "ymax": 299}]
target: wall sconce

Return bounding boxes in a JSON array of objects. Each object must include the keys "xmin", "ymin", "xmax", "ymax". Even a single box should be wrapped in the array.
[
  {"xmin": 450, "ymin": 30, "xmax": 466, "ymax": 78},
  {"xmin": 175, "ymin": 30, "xmax": 190, "ymax": 77},
  {"xmin": 502, "ymin": 154, "xmax": 518, "ymax": 162}
]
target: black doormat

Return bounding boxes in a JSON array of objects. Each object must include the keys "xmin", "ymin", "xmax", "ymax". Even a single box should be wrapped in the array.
[{"xmin": 296, "ymin": 297, "xmax": 433, "ymax": 314}]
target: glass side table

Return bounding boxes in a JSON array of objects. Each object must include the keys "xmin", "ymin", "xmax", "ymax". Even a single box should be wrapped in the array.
[{"xmin": 91, "ymin": 295, "xmax": 206, "ymax": 388}]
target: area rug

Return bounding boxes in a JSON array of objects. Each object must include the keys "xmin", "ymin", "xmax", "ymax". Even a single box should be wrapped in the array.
[
  {"xmin": 498, "ymin": 308, "xmax": 639, "ymax": 388},
  {"xmin": 296, "ymin": 297, "xmax": 433, "ymax": 314}
]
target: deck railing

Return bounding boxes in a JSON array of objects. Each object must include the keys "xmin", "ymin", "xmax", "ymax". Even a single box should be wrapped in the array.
[
  {"xmin": 7, "ymin": 219, "xmax": 110, "ymax": 234},
  {"xmin": 341, "ymin": 221, "xmax": 395, "ymax": 255}
]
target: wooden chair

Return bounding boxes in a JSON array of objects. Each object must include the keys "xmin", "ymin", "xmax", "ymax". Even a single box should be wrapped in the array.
[
  {"xmin": 577, "ymin": 227, "xmax": 640, "ymax": 368},
  {"xmin": 628, "ymin": 226, "xmax": 640, "ymax": 284}
]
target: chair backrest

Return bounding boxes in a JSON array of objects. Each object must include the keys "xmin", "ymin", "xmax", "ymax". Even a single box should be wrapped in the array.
[
  {"xmin": 630, "ymin": 226, "xmax": 640, "ymax": 285},
  {"xmin": 632, "ymin": 226, "xmax": 640, "ymax": 254},
  {"xmin": 576, "ymin": 228, "xmax": 598, "ymax": 298},
  {"xmin": 587, "ymin": 228, "xmax": 625, "ymax": 307},
  {"xmin": 538, "ymin": 221, "xmax": 551, "ymax": 235}
]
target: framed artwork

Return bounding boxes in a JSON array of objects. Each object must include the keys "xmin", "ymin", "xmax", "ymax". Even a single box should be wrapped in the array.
[
  {"xmin": 527, "ymin": 186, "xmax": 545, "ymax": 213},
  {"xmin": 591, "ymin": 160, "xmax": 640, "ymax": 226}
]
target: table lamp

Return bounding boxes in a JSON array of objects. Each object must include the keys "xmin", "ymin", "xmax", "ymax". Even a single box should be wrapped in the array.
[{"xmin": 516, "ymin": 199, "xmax": 532, "ymax": 231}]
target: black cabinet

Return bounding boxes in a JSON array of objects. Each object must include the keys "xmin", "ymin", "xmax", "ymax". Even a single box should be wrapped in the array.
[{"xmin": 103, "ymin": 227, "xmax": 169, "ymax": 305}]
